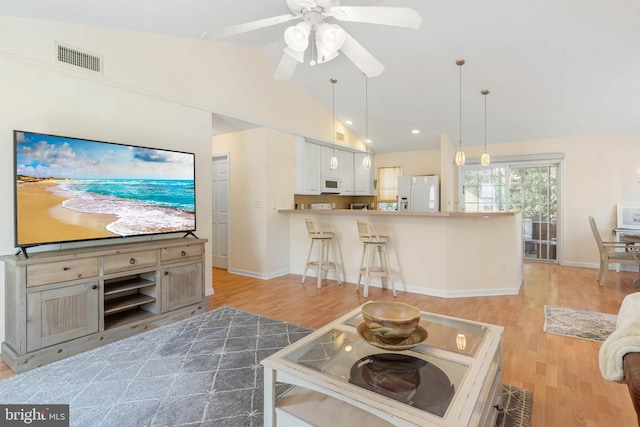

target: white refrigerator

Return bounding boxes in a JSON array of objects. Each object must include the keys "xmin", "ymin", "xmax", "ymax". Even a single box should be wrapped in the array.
[{"xmin": 397, "ymin": 176, "xmax": 440, "ymax": 212}]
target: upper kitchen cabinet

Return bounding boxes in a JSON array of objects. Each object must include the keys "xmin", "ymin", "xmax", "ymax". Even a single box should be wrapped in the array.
[
  {"xmin": 354, "ymin": 153, "xmax": 375, "ymax": 195},
  {"xmin": 340, "ymin": 151, "xmax": 354, "ymax": 195},
  {"xmin": 294, "ymin": 136, "xmax": 321, "ymax": 195},
  {"xmin": 294, "ymin": 136, "xmax": 372, "ymax": 196},
  {"xmin": 320, "ymin": 146, "xmax": 340, "ymax": 177}
]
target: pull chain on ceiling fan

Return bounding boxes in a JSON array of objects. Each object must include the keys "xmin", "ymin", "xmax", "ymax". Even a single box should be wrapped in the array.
[{"xmin": 202, "ymin": 0, "xmax": 422, "ymax": 80}]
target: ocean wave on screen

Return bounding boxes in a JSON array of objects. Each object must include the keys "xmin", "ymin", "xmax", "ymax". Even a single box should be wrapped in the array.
[
  {"xmin": 56, "ymin": 179, "xmax": 194, "ymax": 212},
  {"xmin": 61, "ymin": 190, "xmax": 195, "ymax": 236}
]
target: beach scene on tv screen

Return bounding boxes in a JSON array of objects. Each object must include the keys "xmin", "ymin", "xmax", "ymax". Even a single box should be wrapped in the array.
[{"xmin": 15, "ymin": 131, "xmax": 196, "ymax": 246}]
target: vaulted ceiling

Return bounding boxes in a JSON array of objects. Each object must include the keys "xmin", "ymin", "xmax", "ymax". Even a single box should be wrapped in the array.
[{"xmin": 2, "ymin": 0, "xmax": 639, "ymax": 153}]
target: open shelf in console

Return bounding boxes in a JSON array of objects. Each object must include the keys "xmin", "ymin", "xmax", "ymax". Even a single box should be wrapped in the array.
[{"xmin": 104, "ymin": 273, "xmax": 157, "ymax": 329}]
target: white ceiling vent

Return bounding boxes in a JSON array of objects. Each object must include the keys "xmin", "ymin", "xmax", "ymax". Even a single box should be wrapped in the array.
[{"xmin": 55, "ymin": 43, "xmax": 102, "ymax": 74}]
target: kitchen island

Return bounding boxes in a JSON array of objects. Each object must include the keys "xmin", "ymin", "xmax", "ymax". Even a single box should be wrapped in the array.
[{"xmin": 282, "ymin": 209, "xmax": 523, "ymax": 298}]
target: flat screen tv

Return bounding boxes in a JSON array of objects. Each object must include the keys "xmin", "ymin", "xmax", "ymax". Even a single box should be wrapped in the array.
[{"xmin": 13, "ymin": 130, "xmax": 196, "ymax": 255}]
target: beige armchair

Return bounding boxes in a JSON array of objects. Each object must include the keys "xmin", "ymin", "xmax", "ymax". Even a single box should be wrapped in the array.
[{"xmin": 588, "ymin": 216, "xmax": 640, "ymax": 286}]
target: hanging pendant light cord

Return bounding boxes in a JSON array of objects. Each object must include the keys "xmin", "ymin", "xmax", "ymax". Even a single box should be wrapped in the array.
[
  {"xmin": 484, "ymin": 93, "xmax": 487, "ymax": 152},
  {"xmin": 365, "ymin": 74, "xmax": 368, "ymax": 151},
  {"xmin": 332, "ymin": 79, "xmax": 335, "ymax": 156},
  {"xmin": 362, "ymin": 74, "xmax": 372, "ymax": 169},
  {"xmin": 459, "ymin": 64, "xmax": 462, "ymax": 150}
]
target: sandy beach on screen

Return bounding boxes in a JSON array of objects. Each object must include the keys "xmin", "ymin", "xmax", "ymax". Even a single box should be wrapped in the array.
[{"xmin": 16, "ymin": 181, "xmax": 119, "ymax": 245}]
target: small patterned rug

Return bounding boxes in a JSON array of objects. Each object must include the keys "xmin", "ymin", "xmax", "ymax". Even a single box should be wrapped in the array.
[
  {"xmin": 496, "ymin": 384, "xmax": 533, "ymax": 427},
  {"xmin": 543, "ymin": 305, "xmax": 617, "ymax": 342}
]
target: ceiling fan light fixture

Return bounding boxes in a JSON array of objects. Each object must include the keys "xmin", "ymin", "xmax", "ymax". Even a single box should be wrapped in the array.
[
  {"xmin": 317, "ymin": 23, "xmax": 346, "ymax": 52},
  {"xmin": 315, "ymin": 44, "xmax": 340, "ymax": 64},
  {"xmin": 204, "ymin": 2, "xmax": 422, "ymax": 80},
  {"xmin": 315, "ymin": 23, "xmax": 345, "ymax": 64},
  {"xmin": 284, "ymin": 22, "xmax": 310, "ymax": 52}
]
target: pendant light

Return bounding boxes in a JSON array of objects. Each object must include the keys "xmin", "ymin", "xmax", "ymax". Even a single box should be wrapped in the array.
[
  {"xmin": 329, "ymin": 78, "xmax": 338, "ymax": 170},
  {"xmin": 454, "ymin": 59, "xmax": 466, "ymax": 166},
  {"xmin": 362, "ymin": 74, "xmax": 371, "ymax": 169},
  {"xmin": 480, "ymin": 89, "xmax": 491, "ymax": 166}
]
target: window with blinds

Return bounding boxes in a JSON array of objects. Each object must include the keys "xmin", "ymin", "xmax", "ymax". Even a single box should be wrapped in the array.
[{"xmin": 377, "ymin": 166, "xmax": 401, "ymax": 202}]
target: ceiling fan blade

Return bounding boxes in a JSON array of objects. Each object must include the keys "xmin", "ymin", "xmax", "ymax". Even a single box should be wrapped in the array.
[
  {"xmin": 328, "ymin": 7, "xmax": 422, "ymax": 29},
  {"xmin": 274, "ymin": 52, "xmax": 299, "ymax": 80},
  {"xmin": 202, "ymin": 14, "xmax": 298, "ymax": 40},
  {"xmin": 340, "ymin": 31, "xmax": 385, "ymax": 77}
]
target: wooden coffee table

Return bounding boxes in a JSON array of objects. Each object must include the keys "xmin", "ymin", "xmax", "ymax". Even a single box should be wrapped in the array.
[{"xmin": 262, "ymin": 304, "xmax": 504, "ymax": 426}]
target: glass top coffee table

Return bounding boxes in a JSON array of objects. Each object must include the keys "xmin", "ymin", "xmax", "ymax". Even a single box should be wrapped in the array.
[{"xmin": 262, "ymin": 304, "xmax": 504, "ymax": 427}]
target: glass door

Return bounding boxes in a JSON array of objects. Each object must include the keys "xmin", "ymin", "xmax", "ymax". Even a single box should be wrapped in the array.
[
  {"xmin": 460, "ymin": 160, "xmax": 560, "ymax": 262},
  {"xmin": 509, "ymin": 165, "xmax": 558, "ymax": 261}
]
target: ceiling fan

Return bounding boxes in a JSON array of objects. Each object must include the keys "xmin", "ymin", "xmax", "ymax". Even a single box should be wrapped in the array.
[{"xmin": 202, "ymin": 0, "xmax": 422, "ymax": 80}]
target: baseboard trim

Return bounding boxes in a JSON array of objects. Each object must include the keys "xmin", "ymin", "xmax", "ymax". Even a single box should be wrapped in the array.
[{"xmin": 227, "ymin": 268, "xmax": 290, "ymax": 280}]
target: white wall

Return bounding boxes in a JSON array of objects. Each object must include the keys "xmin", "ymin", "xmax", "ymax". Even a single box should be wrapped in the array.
[
  {"xmin": 212, "ymin": 128, "xmax": 294, "ymax": 278},
  {"xmin": 375, "ymin": 148, "xmax": 441, "ymax": 177}
]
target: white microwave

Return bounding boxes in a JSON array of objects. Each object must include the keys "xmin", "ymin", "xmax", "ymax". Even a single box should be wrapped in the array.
[{"xmin": 321, "ymin": 175, "xmax": 342, "ymax": 194}]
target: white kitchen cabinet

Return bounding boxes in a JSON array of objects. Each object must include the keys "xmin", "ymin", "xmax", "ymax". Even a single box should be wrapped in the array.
[
  {"xmin": 339, "ymin": 150, "xmax": 354, "ymax": 195},
  {"xmin": 320, "ymin": 145, "xmax": 340, "ymax": 177},
  {"xmin": 354, "ymin": 153, "xmax": 375, "ymax": 195},
  {"xmin": 294, "ymin": 136, "xmax": 371, "ymax": 196},
  {"xmin": 294, "ymin": 137, "xmax": 321, "ymax": 195},
  {"xmin": 304, "ymin": 143, "xmax": 321, "ymax": 194}
]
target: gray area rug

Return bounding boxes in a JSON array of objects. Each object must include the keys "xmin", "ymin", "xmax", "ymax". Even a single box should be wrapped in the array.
[
  {"xmin": 543, "ymin": 305, "xmax": 617, "ymax": 342},
  {"xmin": 0, "ymin": 306, "xmax": 533, "ymax": 426}
]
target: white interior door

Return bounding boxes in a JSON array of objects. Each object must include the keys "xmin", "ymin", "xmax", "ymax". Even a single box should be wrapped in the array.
[{"xmin": 212, "ymin": 155, "xmax": 229, "ymax": 269}]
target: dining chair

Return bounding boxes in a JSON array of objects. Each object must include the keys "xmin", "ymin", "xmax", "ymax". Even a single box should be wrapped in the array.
[{"xmin": 588, "ymin": 216, "xmax": 640, "ymax": 286}]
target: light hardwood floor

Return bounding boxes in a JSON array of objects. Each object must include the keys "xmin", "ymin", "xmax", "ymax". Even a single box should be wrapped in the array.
[{"xmin": 1, "ymin": 262, "xmax": 638, "ymax": 426}]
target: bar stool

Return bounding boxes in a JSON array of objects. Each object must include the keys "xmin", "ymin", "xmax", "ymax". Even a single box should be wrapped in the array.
[
  {"xmin": 356, "ymin": 219, "xmax": 396, "ymax": 298},
  {"xmin": 301, "ymin": 218, "xmax": 343, "ymax": 289}
]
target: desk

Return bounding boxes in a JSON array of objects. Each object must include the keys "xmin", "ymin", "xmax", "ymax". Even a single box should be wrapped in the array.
[
  {"xmin": 613, "ymin": 229, "xmax": 640, "ymax": 273},
  {"xmin": 614, "ymin": 228, "xmax": 640, "ymax": 240},
  {"xmin": 620, "ymin": 234, "xmax": 640, "ymax": 243}
]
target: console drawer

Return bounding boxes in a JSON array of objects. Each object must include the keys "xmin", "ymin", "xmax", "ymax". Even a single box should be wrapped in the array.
[
  {"xmin": 103, "ymin": 250, "xmax": 157, "ymax": 274},
  {"xmin": 27, "ymin": 258, "xmax": 98, "ymax": 287},
  {"xmin": 161, "ymin": 244, "xmax": 203, "ymax": 263}
]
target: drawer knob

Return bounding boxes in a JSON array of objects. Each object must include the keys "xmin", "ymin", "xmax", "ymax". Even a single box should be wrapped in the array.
[
  {"xmin": 129, "ymin": 258, "xmax": 136, "ymax": 264},
  {"xmin": 181, "ymin": 251, "xmax": 187, "ymax": 257},
  {"xmin": 63, "ymin": 267, "xmax": 71, "ymax": 271},
  {"xmin": 92, "ymin": 285, "xmax": 98, "ymax": 290},
  {"xmin": 164, "ymin": 271, "xmax": 169, "ymax": 276}
]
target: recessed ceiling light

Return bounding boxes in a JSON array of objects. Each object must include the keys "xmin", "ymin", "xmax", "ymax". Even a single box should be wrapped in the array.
[
  {"xmin": 365, "ymin": 138, "xmax": 372, "ymax": 144},
  {"xmin": 345, "ymin": 120, "xmax": 353, "ymax": 125},
  {"xmin": 411, "ymin": 129, "xmax": 420, "ymax": 135}
]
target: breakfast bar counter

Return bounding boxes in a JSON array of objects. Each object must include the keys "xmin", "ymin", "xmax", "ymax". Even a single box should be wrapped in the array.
[{"xmin": 281, "ymin": 209, "xmax": 523, "ymax": 298}]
